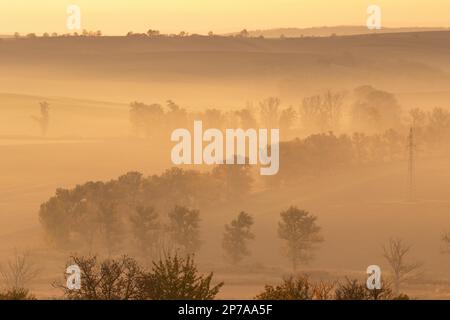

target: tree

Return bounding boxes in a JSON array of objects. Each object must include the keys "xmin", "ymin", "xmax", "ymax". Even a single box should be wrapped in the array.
[
  {"xmin": 278, "ymin": 207, "xmax": 323, "ymax": 271},
  {"xmin": 59, "ymin": 255, "xmax": 144, "ymax": 300},
  {"xmin": 147, "ymin": 29, "xmax": 160, "ymax": 37},
  {"xmin": 443, "ymin": 233, "xmax": 450, "ymax": 253},
  {"xmin": 300, "ymin": 90, "xmax": 345, "ymax": 132},
  {"xmin": 279, "ymin": 106, "xmax": 298, "ymax": 138},
  {"xmin": 0, "ymin": 250, "xmax": 40, "ymax": 290},
  {"xmin": 141, "ymin": 254, "xmax": 223, "ymax": 300},
  {"xmin": 235, "ymin": 104, "xmax": 258, "ymax": 129},
  {"xmin": 0, "ymin": 288, "xmax": 35, "ymax": 300},
  {"xmin": 168, "ymin": 206, "xmax": 201, "ymax": 254},
  {"xmin": 238, "ymin": 29, "xmax": 249, "ymax": 38},
  {"xmin": 255, "ymin": 275, "xmax": 334, "ymax": 300},
  {"xmin": 31, "ymin": 101, "xmax": 50, "ymax": 136},
  {"xmin": 334, "ymin": 278, "xmax": 398, "ymax": 300},
  {"xmin": 129, "ymin": 101, "xmax": 164, "ymax": 137},
  {"xmin": 59, "ymin": 254, "xmax": 223, "ymax": 300},
  {"xmin": 211, "ymin": 161, "xmax": 254, "ymax": 202},
  {"xmin": 351, "ymin": 85, "xmax": 401, "ymax": 132},
  {"xmin": 255, "ymin": 275, "xmax": 315, "ymax": 300},
  {"xmin": 222, "ymin": 212, "xmax": 254, "ymax": 264},
  {"xmin": 259, "ymin": 97, "xmax": 280, "ymax": 128},
  {"xmin": 98, "ymin": 201, "xmax": 123, "ymax": 255},
  {"xmin": 130, "ymin": 206, "xmax": 161, "ymax": 261},
  {"xmin": 382, "ymin": 238, "xmax": 421, "ymax": 293}
]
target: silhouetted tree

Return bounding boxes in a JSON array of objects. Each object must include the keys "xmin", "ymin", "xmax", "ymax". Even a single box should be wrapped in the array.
[
  {"xmin": 259, "ymin": 97, "xmax": 280, "ymax": 128},
  {"xmin": 351, "ymin": 85, "xmax": 401, "ymax": 132},
  {"xmin": 59, "ymin": 255, "xmax": 144, "ymax": 300},
  {"xmin": 256, "ymin": 275, "xmax": 315, "ymax": 300},
  {"xmin": 130, "ymin": 206, "xmax": 160, "ymax": 261},
  {"xmin": 31, "ymin": 101, "xmax": 50, "ymax": 136},
  {"xmin": 222, "ymin": 212, "xmax": 254, "ymax": 264},
  {"xmin": 235, "ymin": 104, "xmax": 258, "ymax": 129},
  {"xmin": 0, "ymin": 288, "xmax": 35, "ymax": 300},
  {"xmin": 98, "ymin": 202, "xmax": 123, "ymax": 256},
  {"xmin": 300, "ymin": 90, "xmax": 345, "ymax": 132},
  {"xmin": 256, "ymin": 275, "xmax": 334, "ymax": 300},
  {"xmin": 59, "ymin": 254, "xmax": 223, "ymax": 300},
  {"xmin": 443, "ymin": 233, "xmax": 450, "ymax": 253},
  {"xmin": 141, "ymin": 254, "xmax": 223, "ymax": 300},
  {"xmin": 279, "ymin": 106, "xmax": 297, "ymax": 138},
  {"xmin": 238, "ymin": 29, "xmax": 249, "ymax": 38},
  {"xmin": 382, "ymin": 238, "xmax": 421, "ymax": 293},
  {"xmin": 129, "ymin": 101, "xmax": 164, "ymax": 137},
  {"xmin": 168, "ymin": 206, "xmax": 201, "ymax": 254},
  {"xmin": 278, "ymin": 207, "xmax": 323, "ymax": 271},
  {"xmin": 211, "ymin": 162, "xmax": 253, "ymax": 201},
  {"xmin": 147, "ymin": 29, "xmax": 160, "ymax": 37},
  {"xmin": 0, "ymin": 250, "xmax": 40, "ymax": 290},
  {"xmin": 334, "ymin": 278, "xmax": 399, "ymax": 300}
]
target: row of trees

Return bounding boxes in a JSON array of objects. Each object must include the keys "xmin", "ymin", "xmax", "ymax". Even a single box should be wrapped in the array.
[
  {"xmin": 39, "ymin": 168, "xmax": 252, "ymax": 252},
  {"xmin": 13, "ymin": 30, "xmax": 102, "ymax": 39},
  {"xmin": 39, "ymin": 172, "xmax": 430, "ymax": 296},
  {"xmin": 39, "ymin": 175, "xmax": 322, "ymax": 270},
  {"xmin": 128, "ymin": 87, "xmax": 408, "ymax": 140}
]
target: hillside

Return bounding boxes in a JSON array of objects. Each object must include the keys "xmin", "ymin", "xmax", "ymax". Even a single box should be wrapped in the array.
[
  {"xmin": 1, "ymin": 31, "xmax": 450, "ymax": 107},
  {"xmin": 229, "ymin": 26, "xmax": 450, "ymax": 37}
]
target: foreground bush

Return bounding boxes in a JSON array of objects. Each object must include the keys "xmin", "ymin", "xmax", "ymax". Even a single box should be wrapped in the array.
[
  {"xmin": 255, "ymin": 275, "xmax": 334, "ymax": 300},
  {"xmin": 60, "ymin": 253, "xmax": 223, "ymax": 300},
  {"xmin": 0, "ymin": 287, "xmax": 36, "ymax": 300},
  {"xmin": 255, "ymin": 275, "xmax": 410, "ymax": 300}
]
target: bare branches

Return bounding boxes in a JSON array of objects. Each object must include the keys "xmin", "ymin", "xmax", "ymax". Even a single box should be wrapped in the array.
[
  {"xmin": 382, "ymin": 238, "xmax": 421, "ymax": 293},
  {"xmin": 0, "ymin": 250, "xmax": 40, "ymax": 290}
]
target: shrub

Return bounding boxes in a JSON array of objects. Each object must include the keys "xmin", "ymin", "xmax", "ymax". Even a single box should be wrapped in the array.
[{"xmin": 0, "ymin": 287, "xmax": 36, "ymax": 300}]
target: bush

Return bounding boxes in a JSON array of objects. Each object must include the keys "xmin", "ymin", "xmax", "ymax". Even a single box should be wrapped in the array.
[
  {"xmin": 255, "ymin": 275, "xmax": 333, "ymax": 300},
  {"xmin": 141, "ymin": 254, "xmax": 223, "ymax": 300},
  {"xmin": 60, "ymin": 253, "xmax": 223, "ymax": 300},
  {"xmin": 256, "ymin": 276, "xmax": 409, "ymax": 300},
  {"xmin": 60, "ymin": 255, "xmax": 144, "ymax": 300},
  {"xmin": 334, "ymin": 278, "xmax": 408, "ymax": 300},
  {"xmin": 0, "ymin": 287, "xmax": 36, "ymax": 300}
]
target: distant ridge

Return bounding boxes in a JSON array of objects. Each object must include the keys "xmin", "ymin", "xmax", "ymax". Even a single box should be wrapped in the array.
[{"xmin": 227, "ymin": 26, "xmax": 450, "ymax": 38}]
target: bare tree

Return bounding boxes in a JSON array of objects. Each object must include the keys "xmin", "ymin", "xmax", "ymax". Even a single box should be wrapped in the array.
[
  {"xmin": 301, "ymin": 90, "xmax": 345, "ymax": 132},
  {"xmin": 58, "ymin": 255, "xmax": 144, "ymax": 300},
  {"xmin": 382, "ymin": 238, "xmax": 421, "ymax": 293},
  {"xmin": 0, "ymin": 250, "xmax": 40, "ymax": 290},
  {"xmin": 31, "ymin": 101, "xmax": 50, "ymax": 136},
  {"xmin": 259, "ymin": 97, "xmax": 281, "ymax": 128}
]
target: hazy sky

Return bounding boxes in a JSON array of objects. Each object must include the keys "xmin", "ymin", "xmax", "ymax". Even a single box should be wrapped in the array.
[{"xmin": 1, "ymin": 0, "xmax": 449, "ymax": 35}]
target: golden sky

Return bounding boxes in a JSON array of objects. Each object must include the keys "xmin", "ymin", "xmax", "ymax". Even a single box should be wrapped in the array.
[{"xmin": 1, "ymin": 0, "xmax": 449, "ymax": 35}]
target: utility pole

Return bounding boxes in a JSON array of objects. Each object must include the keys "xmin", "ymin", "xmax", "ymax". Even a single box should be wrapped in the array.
[{"xmin": 407, "ymin": 127, "xmax": 416, "ymax": 202}]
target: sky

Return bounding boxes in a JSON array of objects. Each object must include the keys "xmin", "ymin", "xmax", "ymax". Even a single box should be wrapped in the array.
[{"xmin": 1, "ymin": 0, "xmax": 450, "ymax": 35}]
